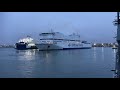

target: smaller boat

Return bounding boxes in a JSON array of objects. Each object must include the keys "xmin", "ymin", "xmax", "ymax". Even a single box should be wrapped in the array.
[
  {"xmin": 112, "ymin": 45, "xmax": 118, "ymax": 49},
  {"xmin": 15, "ymin": 36, "xmax": 37, "ymax": 50}
]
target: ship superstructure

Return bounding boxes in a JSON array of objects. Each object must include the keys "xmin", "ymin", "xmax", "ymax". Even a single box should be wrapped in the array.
[
  {"xmin": 35, "ymin": 30, "xmax": 92, "ymax": 50},
  {"xmin": 15, "ymin": 36, "xmax": 37, "ymax": 50}
]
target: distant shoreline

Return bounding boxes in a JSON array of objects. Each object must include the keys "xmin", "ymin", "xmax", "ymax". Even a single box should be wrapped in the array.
[{"xmin": 0, "ymin": 45, "xmax": 15, "ymax": 48}]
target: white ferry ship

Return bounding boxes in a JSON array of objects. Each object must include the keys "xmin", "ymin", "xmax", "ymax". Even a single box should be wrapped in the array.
[{"xmin": 35, "ymin": 30, "xmax": 92, "ymax": 50}]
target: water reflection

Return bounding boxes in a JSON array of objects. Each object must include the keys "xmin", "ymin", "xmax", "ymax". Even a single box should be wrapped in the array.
[
  {"xmin": 101, "ymin": 47, "xmax": 104, "ymax": 61},
  {"xmin": 93, "ymin": 47, "xmax": 105, "ymax": 61},
  {"xmin": 16, "ymin": 50, "xmax": 37, "ymax": 77},
  {"xmin": 93, "ymin": 47, "xmax": 96, "ymax": 61},
  {"xmin": 112, "ymin": 49, "xmax": 117, "ymax": 62},
  {"xmin": 112, "ymin": 49, "xmax": 117, "ymax": 78},
  {"xmin": 12, "ymin": 48, "xmax": 115, "ymax": 78},
  {"xmin": 16, "ymin": 49, "xmax": 36, "ymax": 61},
  {"xmin": 42, "ymin": 51, "xmax": 52, "ymax": 64}
]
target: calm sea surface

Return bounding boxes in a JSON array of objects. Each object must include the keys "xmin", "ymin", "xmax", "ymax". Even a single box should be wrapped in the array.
[{"xmin": 0, "ymin": 47, "xmax": 116, "ymax": 78}]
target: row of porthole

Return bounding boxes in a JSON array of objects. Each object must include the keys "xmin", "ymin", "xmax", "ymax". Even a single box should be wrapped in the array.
[{"xmin": 68, "ymin": 44, "xmax": 83, "ymax": 46}]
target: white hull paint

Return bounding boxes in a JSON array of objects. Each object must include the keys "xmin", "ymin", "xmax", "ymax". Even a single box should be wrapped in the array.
[
  {"xmin": 36, "ymin": 41, "xmax": 92, "ymax": 50},
  {"xmin": 36, "ymin": 44, "xmax": 63, "ymax": 50}
]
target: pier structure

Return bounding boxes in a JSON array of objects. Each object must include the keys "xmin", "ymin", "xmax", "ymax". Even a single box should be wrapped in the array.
[{"xmin": 113, "ymin": 12, "xmax": 120, "ymax": 78}]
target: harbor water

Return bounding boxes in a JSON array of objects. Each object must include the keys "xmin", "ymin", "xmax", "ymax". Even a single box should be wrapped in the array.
[{"xmin": 0, "ymin": 47, "xmax": 116, "ymax": 78}]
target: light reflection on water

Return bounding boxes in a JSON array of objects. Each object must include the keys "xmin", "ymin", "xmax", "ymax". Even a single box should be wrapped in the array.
[
  {"xmin": 15, "ymin": 50, "xmax": 37, "ymax": 77},
  {"xmin": 15, "ymin": 50, "xmax": 54, "ymax": 77},
  {"xmin": 93, "ymin": 47, "xmax": 96, "ymax": 61},
  {"xmin": 101, "ymin": 47, "xmax": 104, "ymax": 61},
  {"xmin": 113, "ymin": 49, "xmax": 117, "ymax": 59},
  {"xmin": 16, "ymin": 49, "xmax": 36, "ymax": 61},
  {"xmin": 0, "ymin": 47, "xmax": 116, "ymax": 78}
]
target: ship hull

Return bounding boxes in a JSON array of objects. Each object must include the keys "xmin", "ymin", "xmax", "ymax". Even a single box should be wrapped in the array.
[
  {"xmin": 35, "ymin": 44, "xmax": 63, "ymax": 50},
  {"xmin": 63, "ymin": 47, "xmax": 91, "ymax": 50},
  {"xmin": 112, "ymin": 47, "xmax": 118, "ymax": 49},
  {"xmin": 36, "ymin": 43, "xmax": 91, "ymax": 51},
  {"xmin": 15, "ymin": 43, "xmax": 37, "ymax": 50}
]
